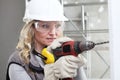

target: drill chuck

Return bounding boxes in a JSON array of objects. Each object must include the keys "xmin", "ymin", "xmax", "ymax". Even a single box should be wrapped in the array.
[{"xmin": 76, "ymin": 41, "xmax": 95, "ymax": 53}]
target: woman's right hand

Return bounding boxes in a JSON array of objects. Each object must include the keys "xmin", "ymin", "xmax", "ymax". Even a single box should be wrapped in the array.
[{"xmin": 53, "ymin": 55, "xmax": 86, "ymax": 79}]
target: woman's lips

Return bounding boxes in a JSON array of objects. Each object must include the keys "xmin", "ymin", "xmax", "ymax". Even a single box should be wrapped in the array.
[{"xmin": 47, "ymin": 38, "xmax": 56, "ymax": 42}]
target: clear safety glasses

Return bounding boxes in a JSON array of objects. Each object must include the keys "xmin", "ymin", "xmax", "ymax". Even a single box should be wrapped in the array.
[{"xmin": 34, "ymin": 21, "xmax": 63, "ymax": 33}]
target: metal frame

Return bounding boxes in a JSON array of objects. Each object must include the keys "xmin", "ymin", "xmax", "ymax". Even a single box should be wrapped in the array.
[{"xmin": 63, "ymin": 0, "xmax": 110, "ymax": 79}]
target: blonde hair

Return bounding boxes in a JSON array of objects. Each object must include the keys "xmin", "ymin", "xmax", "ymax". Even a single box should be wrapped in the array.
[{"xmin": 16, "ymin": 20, "xmax": 35, "ymax": 64}]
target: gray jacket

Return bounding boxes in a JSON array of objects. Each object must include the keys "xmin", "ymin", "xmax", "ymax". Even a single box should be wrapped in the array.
[{"xmin": 6, "ymin": 49, "xmax": 44, "ymax": 80}]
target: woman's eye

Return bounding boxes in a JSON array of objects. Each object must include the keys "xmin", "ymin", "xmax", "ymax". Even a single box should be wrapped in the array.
[
  {"xmin": 42, "ymin": 24, "xmax": 49, "ymax": 29},
  {"xmin": 56, "ymin": 24, "xmax": 61, "ymax": 28}
]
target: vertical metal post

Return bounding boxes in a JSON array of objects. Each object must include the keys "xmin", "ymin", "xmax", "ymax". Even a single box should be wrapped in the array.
[{"xmin": 81, "ymin": 5, "xmax": 87, "ymax": 37}]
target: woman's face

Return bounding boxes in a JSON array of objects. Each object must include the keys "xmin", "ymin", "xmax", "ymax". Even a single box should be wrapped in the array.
[{"xmin": 33, "ymin": 21, "xmax": 63, "ymax": 49}]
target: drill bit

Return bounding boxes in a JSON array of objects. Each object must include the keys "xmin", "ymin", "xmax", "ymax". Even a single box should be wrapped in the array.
[{"xmin": 95, "ymin": 41, "xmax": 109, "ymax": 45}]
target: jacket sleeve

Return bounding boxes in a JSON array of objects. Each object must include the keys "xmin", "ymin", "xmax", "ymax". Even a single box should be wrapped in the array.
[
  {"xmin": 74, "ymin": 66, "xmax": 87, "ymax": 80},
  {"xmin": 9, "ymin": 64, "xmax": 32, "ymax": 80}
]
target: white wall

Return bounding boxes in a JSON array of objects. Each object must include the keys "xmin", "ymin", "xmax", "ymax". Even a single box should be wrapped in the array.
[{"xmin": 108, "ymin": 0, "xmax": 120, "ymax": 80}]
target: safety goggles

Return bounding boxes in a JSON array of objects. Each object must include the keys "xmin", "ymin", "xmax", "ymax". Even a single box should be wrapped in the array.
[{"xmin": 34, "ymin": 21, "xmax": 63, "ymax": 33}]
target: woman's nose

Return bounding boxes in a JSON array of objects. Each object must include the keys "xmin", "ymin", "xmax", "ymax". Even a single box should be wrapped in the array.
[{"xmin": 49, "ymin": 27, "xmax": 56, "ymax": 35}]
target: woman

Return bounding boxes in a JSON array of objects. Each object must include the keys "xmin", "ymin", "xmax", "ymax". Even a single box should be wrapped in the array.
[{"xmin": 6, "ymin": 0, "xmax": 87, "ymax": 80}]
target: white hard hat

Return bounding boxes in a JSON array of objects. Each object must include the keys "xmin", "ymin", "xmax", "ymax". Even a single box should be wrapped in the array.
[{"xmin": 23, "ymin": 0, "xmax": 68, "ymax": 22}]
